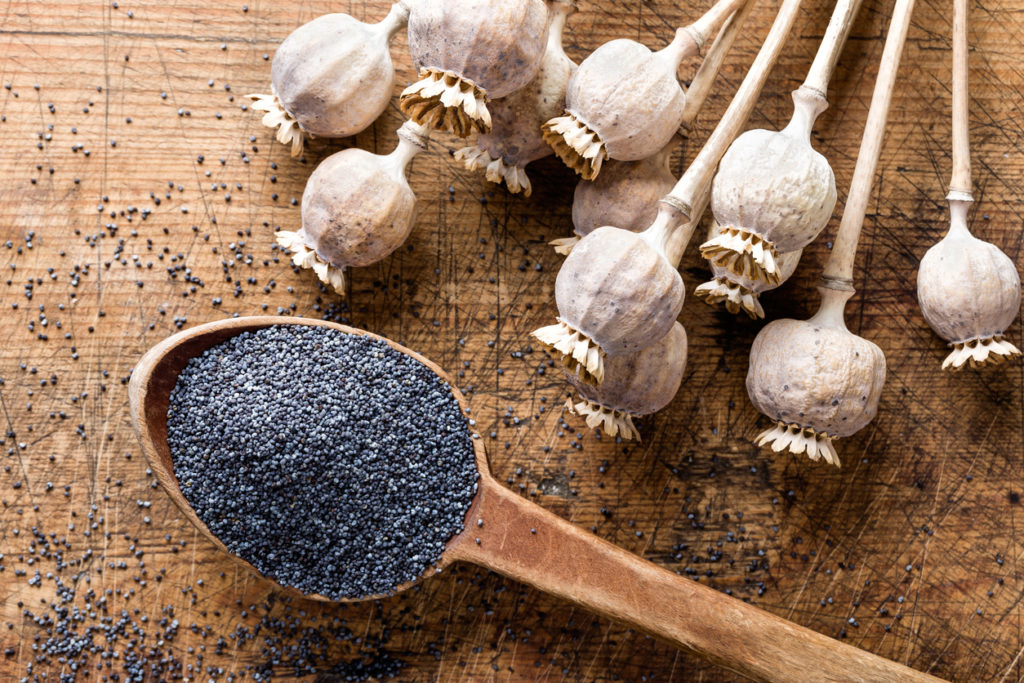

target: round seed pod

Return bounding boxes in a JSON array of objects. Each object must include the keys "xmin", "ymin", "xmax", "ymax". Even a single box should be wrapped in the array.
[
  {"xmin": 400, "ymin": 0, "xmax": 549, "ymax": 138},
  {"xmin": 917, "ymin": 200, "xmax": 1021, "ymax": 370},
  {"xmin": 551, "ymin": 142, "xmax": 676, "ymax": 255},
  {"xmin": 454, "ymin": 0, "xmax": 576, "ymax": 196},
  {"xmin": 701, "ymin": 90, "xmax": 836, "ymax": 285},
  {"xmin": 746, "ymin": 287, "xmax": 886, "ymax": 467},
  {"xmin": 694, "ymin": 220, "xmax": 803, "ymax": 318},
  {"xmin": 532, "ymin": 224, "xmax": 684, "ymax": 386},
  {"xmin": 248, "ymin": 2, "xmax": 410, "ymax": 157},
  {"xmin": 565, "ymin": 321, "xmax": 687, "ymax": 440},
  {"xmin": 275, "ymin": 121, "xmax": 430, "ymax": 294},
  {"xmin": 543, "ymin": 29, "xmax": 695, "ymax": 180}
]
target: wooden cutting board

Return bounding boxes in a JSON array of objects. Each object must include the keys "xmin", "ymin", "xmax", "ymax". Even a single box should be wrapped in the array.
[{"xmin": 1, "ymin": 0, "xmax": 1021, "ymax": 680}]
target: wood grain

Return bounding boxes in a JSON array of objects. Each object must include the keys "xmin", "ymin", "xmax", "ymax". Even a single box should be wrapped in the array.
[{"xmin": 2, "ymin": 0, "xmax": 1023, "ymax": 681}]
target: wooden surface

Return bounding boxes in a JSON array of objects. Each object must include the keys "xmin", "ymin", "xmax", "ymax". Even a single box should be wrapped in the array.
[{"xmin": 2, "ymin": 0, "xmax": 1024, "ymax": 681}]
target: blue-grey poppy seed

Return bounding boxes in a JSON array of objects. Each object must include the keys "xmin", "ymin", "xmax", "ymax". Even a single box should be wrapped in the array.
[{"xmin": 166, "ymin": 325, "xmax": 478, "ymax": 599}]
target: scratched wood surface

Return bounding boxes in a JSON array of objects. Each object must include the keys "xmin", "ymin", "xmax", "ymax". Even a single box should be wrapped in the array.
[{"xmin": 1, "ymin": 0, "xmax": 1024, "ymax": 680}]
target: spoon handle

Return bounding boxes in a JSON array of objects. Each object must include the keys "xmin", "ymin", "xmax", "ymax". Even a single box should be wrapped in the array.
[{"xmin": 451, "ymin": 482, "xmax": 942, "ymax": 682}]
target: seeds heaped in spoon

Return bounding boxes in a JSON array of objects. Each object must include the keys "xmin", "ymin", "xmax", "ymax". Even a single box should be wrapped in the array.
[
  {"xmin": 698, "ymin": 0, "xmax": 864, "ymax": 286},
  {"xmin": 248, "ymin": 1, "xmax": 411, "ymax": 157},
  {"xmin": 128, "ymin": 316, "xmax": 943, "ymax": 683},
  {"xmin": 454, "ymin": 0, "xmax": 577, "ymax": 196},
  {"xmin": 916, "ymin": 0, "xmax": 1021, "ymax": 370},
  {"xmin": 746, "ymin": 0, "xmax": 917, "ymax": 465},
  {"xmin": 533, "ymin": 0, "xmax": 806, "ymax": 386},
  {"xmin": 542, "ymin": 0, "xmax": 745, "ymax": 180},
  {"xmin": 400, "ymin": 0, "xmax": 549, "ymax": 138},
  {"xmin": 275, "ymin": 120, "xmax": 429, "ymax": 294}
]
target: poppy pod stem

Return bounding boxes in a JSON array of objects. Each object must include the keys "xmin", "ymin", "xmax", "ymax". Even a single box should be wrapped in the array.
[
  {"xmin": 682, "ymin": 0, "xmax": 748, "ymax": 55},
  {"xmin": 679, "ymin": 0, "xmax": 758, "ymax": 132},
  {"xmin": 382, "ymin": 0, "xmax": 413, "ymax": 39},
  {"xmin": 822, "ymin": 0, "xmax": 917, "ymax": 286},
  {"xmin": 801, "ymin": 0, "xmax": 862, "ymax": 99},
  {"xmin": 949, "ymin": 0, "xmax": 971, "ymax": 199},
  {"xmin": 387, "ymin": 121, "xmax": 431, "ymax": 175}
]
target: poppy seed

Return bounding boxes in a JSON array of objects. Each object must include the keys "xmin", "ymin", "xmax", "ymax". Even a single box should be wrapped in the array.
[{"xmin": 166, "ymin": 325, "xmax": 478, "ymax": 599}]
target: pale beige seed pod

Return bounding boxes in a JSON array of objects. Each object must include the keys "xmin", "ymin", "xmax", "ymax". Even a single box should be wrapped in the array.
[
  {"xmin": 565, "ymin": 321, "xmax": 687, "ymax": 440},
  {"xmin": 533, "ymin": 218, "xmax": 684, "ymax": 386},
  {"xmin": 400, "ymin": 0, "xmax": 549, "ymax": 138},
  {"xmin": 454, "ymin": 0, "xmax": 576, "ymax": 196},
  {"xmin": 746, "ymin": 287, "xmax": 886, "ymax": 467},
  {"xmin": 694, "ymin": 220, "xmax": 802, "ymax": 318},
  {"xmin": 542, "ymin": 0, "xmax": 740, "ymax": 180},
  {"xmin": 701, "ymin": 89, "xmax": 836, "ymax": 285},
  {"xmin": 248, "ymin": 2, "xmax": 410, "ymax": 157},
  {"xmin": 917, "ymin": 199, "xmax": 1021, "ymax": 370},
  {"xmin": 551, "ymin": 142, "xmax": 676, "ymax": 255},
  {"xmin": 543, "ymin": 32, "xmax": 691, "ymax": 181},
  {"xmin": 275, "ymin": 121, "xmax": 430, "ymax": 294}
]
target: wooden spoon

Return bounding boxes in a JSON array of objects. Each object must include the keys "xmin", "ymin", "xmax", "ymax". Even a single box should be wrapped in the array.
[{"xmin": 129, "ymin": 316, "xmax": 942, "ymax": 683}]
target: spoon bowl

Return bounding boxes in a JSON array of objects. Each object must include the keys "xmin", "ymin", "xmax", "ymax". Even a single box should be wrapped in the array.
[
  {"xmin": 130, "ymin": 316, "xmax": 942, "ymax": 682},
  {"xmin": 129, "ymin": 315, "xmax": 491, "ymax": 602}
]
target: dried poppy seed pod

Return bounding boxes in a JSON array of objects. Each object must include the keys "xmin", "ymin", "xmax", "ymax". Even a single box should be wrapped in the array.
[
  {"xmin": 917, "ymin": 198, "xmax": 1021, "ymax": 370},
  {"xmin": 543, "ymin": 29, "xmax": 695, "ymax": 180},
  {"xmin": 746, "ymin": 287, "xmax": 886, "ymax": 467},
  {"xmin": 701, "ymin": 89, "xmax": 836, "ymax": 285},
  {"xmin": 248, "ymin": 2, "xmax": 411, "ymax": 157},
  {"xmin": 400, "ymin": 0, "xmax": 549, "ymax": 138},
  {"xmin": 694, "ymin": 220, "xmax": 802, "ymax": 318},
  {"xmin": 275, "ymin": 121, "xmax": 430, "ymax": 294},
  {"xmin": 542, "ymin": 0, "xmax": 742, "ymax": 179},
  {"xmin": 551, "ymin": 143, "xmax": 676, "ymax": 255},
  {"xmin": 454, "ymin": 0, "xmax": 576, "ymax": 196},
  {"xmin": 565, "ymin": 321, "xmax": 687, "ymax": 440},
  {"xmin": 533, "ymin": 207, "xmax": 685, "ymax": 385}
]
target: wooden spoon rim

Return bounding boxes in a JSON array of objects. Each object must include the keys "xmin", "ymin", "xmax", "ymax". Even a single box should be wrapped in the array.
[{"xmin": 128, "ymin": 315, "xmax": 491, "ymax": 603}]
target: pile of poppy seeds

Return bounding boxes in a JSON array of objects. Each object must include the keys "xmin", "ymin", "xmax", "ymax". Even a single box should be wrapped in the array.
[{"xmin": 165, "ymin": 324, "xmax": 479, "ymax": 599}]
